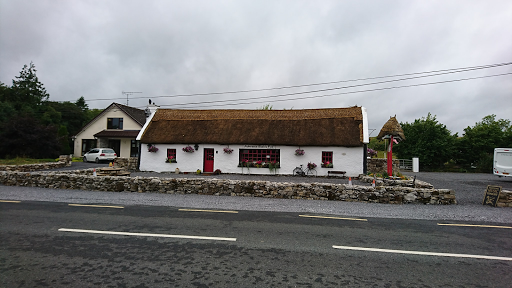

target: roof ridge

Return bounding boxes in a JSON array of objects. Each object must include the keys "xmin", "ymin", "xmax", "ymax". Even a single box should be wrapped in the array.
[
  {"xmin": 113, "ymin": 102, "xmax": 146, "ymax": 126},
  {"xmin": 153, "ymin": 107, "xmax": 362, "ymax": 121}
]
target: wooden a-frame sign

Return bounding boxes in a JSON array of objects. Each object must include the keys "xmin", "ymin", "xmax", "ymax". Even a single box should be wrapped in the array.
[{"xmin": 482, "ymin": 185, "xmax": 501, "ymax": 207}]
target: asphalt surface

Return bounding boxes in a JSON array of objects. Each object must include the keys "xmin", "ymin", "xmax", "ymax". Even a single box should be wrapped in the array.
[
  {"xmin": 2, "ymin": 163, "xmax": 512, "ymax": 287},
  {"xmin": 1, "ymin": 201, "xmax": 511, "ymax": 287},
  {"xmin": 1, "ymin": 162, "xmax": 511, "ymax": 224}
]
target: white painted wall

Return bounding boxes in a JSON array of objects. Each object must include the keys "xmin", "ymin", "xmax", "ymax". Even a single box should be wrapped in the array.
[
  {"xmin": 139, "ymin": 144, "xmax": 364, "ymax": 177},
  {"xmin": 73, "ymin": 106, "xmax": 142, "ymax": 157}
]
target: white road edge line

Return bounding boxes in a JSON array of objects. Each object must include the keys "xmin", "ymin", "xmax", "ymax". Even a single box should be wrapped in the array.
[
  {"xmin": 58, "ymin": 228, "xmax": 236, "ymax": 242},
  {"xmin": 332, "ymin": 245, "xmax": 512, "ymax": 261},
  {"xmin": 0, "ymin": 200, "xmax": 21, "ymax": 203},
  {"xmin": 299, "ymin": 215, "xmax": 367, "ymax": 221}
]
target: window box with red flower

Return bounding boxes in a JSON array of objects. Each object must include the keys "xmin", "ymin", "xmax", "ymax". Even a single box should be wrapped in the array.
[
  {"xmin": 321, "ymin": 161, "xmax": 333, "ymax": 168},
  {"xmin": 166, "ymin": 156, "xmax": 177, "ymax": 163}
]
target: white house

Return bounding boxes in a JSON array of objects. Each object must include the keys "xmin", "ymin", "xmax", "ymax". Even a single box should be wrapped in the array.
[
  {"xmin": 137, "ymin": 106, "xmax": 369, "ymax": 177},
  {"xmin": 73, "ymin": 103, "xmax": 148, "ymax": 158}
]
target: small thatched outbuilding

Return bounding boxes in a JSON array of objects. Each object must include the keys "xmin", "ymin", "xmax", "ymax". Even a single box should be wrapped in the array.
[{"xmin": 377, "ymin": 116, "xmax": 405, "ymax": 141}]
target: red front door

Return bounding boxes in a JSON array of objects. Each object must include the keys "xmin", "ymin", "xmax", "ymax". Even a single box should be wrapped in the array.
[{"xmin": 204, "ymin": 148, "xmax": 214, "ymax": 173}]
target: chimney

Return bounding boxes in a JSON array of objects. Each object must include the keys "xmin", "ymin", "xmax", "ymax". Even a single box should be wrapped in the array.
[{"xmin": 144, "ymin": 101, "xmax": 159, "ymax": 122}]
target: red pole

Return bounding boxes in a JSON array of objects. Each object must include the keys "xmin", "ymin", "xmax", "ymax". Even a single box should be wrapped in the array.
[{"xmin": 387, "ymin": 135, "xmax": 393, "ymax": 176}]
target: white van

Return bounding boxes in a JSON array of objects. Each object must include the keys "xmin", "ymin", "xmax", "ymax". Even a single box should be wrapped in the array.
[{"xmin": 493, "ymin": 148, "xmax": 512, "ymax": 177}]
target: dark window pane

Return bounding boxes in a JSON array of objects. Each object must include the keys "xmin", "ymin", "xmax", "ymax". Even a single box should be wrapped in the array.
[
  {"xmin": 322, "ymin": 151, "xmax": 333, "ymax": 167},
  {"xmin": 239, "ymin": 149, "xmax": 280, "ymax": 163},
  {"xmin": 107, "ymin": 118, "xmax": 123, "ymax": 129}
]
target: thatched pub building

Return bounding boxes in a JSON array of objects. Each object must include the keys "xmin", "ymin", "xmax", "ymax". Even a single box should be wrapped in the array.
[{"xmin": 137, "ymin": 106, "xmax": 369, "ymax": 177}]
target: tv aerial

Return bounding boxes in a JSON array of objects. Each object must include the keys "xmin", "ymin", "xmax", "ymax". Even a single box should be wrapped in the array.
[{"xmin": 122, "ymin": 91, "xmax": 142, "ymax": 106}]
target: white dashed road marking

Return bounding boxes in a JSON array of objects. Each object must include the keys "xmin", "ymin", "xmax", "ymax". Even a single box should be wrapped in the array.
[
  {"xmin": 299, "ymin": 215, "xmax": 367, "ymax": 221},
  {"xmin": 58, "ymin": 228, "xmax": 237, "ymax": 242},
  {"xmin": 179, "ymin": 209, "xmax": 238, "ymax": 213},
  {"xmin": 332, "ymin": 245, "xmax": 512, "ymax": 261},
  {"xmin": 68, "ymin": 204, "xmax": 124, "ymax": 209},
  {"xmin": 437, "ymin": 223, "xmax": 512, "ymax": 229}
]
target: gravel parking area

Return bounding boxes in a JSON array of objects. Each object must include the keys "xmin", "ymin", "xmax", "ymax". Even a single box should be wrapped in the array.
[{"xmin": 402, "ymin": 171, "xmax": 512, "ymax": 205}]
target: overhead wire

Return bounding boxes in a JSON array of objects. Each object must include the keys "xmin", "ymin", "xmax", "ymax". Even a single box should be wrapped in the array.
[
  {"xmin": 154, "ymin": 66, "xmax": 512, "ymax": 108},
  {"xmin": 84, "ymin": 61, "xmax": 512, "ymax": 103},
  {"xmin": 167, "ymin": 72, "xmax": 512, "ymax": 109}
]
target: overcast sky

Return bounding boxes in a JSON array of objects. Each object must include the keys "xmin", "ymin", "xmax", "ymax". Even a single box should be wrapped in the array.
[{"xmin": 1, "ymin": 0, "xmax": 511, "ymax": 135}]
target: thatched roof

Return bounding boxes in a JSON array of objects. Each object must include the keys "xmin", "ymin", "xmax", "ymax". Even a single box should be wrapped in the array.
[
  {"xmin": 140, "ymin": 107, "xmax": 365, "ymax": 147},
  {"xmin": 377, "ymin": 116, "xmax": 405, "ymax": 140}
]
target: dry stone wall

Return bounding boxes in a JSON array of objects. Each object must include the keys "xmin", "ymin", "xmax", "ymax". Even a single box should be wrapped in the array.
[
  {"xmin": 367, "ymin": 158, "xmax": 400, "ymax": 174},
  {"xmin": 0, "ymin": 156, "xmax": 71, "ymax": 172},
  {"xmin": 497, "ymin": 190, "xmax": 512, "ymax": 207},
  {"xmin": 0, "ymin": 170, "xmax": 456, "ymax": 205},
  {"xmin": 359, "ymin": 175, "xmax": 433, "ymax": 189},
  {"xmin": 114, "ymin": 157, "xmax": 139, "ymax": 171}
]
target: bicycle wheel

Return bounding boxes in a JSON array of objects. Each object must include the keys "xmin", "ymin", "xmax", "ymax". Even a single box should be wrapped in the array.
[
  {"xmin": 306, "ymin": 168, "xmax": 317, "ymax": 177},
  {"xmin": 292, "ymin": 167, "xmax": 303, "ymax": 176}
]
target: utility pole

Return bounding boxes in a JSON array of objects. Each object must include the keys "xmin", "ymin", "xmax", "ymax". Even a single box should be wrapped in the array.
[{"xmin": 122, "ymin": 91, "xmax": 142, "ymax": 106}]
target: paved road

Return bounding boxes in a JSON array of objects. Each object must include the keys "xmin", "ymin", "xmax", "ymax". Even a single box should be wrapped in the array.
[{"xmin": 1, "ymin": 201, "xmax": 511, "ymax": 287}]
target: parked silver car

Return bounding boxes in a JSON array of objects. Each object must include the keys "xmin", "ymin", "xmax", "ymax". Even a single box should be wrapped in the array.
[{"xmin": 83, "ymin": 148, "xmax": 117, "ymax": 163}]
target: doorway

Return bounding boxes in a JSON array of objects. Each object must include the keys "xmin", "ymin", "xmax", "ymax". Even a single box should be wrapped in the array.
[
  {"xmin": 203, "ymin": 148, "xmax": 214, "ymax": 173},
  {"xmin": 108, "ymin": 140, "xmax": 121, "ymax": 157}
]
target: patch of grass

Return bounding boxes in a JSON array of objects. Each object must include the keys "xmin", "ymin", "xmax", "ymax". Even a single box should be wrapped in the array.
[
  {"xmin": 0, "ymin": 157, "xmax": 58, "ymax": 165},
  {"xmin": 372, "ymin": 151, "xmax": 397, "ymax": 159},
  {"xmin": 71, "ymin": 157, "xmax": 83, "ymax": 162},
  {"xmin": 367, "ymin": 171, "xmax": 408, "ymax": 180}
]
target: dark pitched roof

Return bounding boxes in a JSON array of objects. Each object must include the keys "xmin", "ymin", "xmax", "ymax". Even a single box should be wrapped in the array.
[
  {"xmin": 94, "ymin": 130, "xmax": 140, "ymax": 138},
  {"xmin": 114, "ymin": 103, "xmax": 146, "ymax": 126},
  {"xmin": 140, "ymin": 107, "xmax": 365, "ymax": 147},
  {"xmin": 74, "ymin": 103, "xmax": 145, "ymax": 137}
]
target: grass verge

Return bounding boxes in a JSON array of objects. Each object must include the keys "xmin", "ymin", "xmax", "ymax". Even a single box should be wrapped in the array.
[{"xmin": 0, "ymin": 157, "xmax": 59, "ymax": 165}]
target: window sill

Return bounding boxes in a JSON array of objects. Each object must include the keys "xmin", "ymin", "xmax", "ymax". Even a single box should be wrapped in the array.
[{"xmin": 238, "ymin": 165, "xmax": 280, "ymax": 169}]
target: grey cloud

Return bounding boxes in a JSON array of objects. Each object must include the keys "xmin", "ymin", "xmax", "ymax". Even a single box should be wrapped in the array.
[{"xmin": 1, "ymin": 0, "xmax": 511, "ymax": 134}]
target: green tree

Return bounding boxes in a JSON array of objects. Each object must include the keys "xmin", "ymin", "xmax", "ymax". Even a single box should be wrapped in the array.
[
  {"xmin": 0, "ymin": 115, "xmax": 61, "ymax": 159},
  {"xmin": 0, "ymin": 63, "xmax": 71, "ymax": 158},
  {"xmin": 84, "ymin": 108, "xmax": 103, "ymax": 125},
  {"xmin": 368, "ymin": 137, "xmax": 386, "ymax": 151},
  {"xmin": 47, "ymin": 100, "xmax": 87, "ymax": 136},
  {"xmin": 455, "ymin": 115, "xmax": 511, "ymax": 172},
  {"xmin": 393, "ymin": 113, "xmax": 456, "ymax": 171},
  {"xmin": 75, "ymin": 96, "xmax": 89, "ymax": 112},
  {"xmin": 10, "ymin": 62, "xmax": 49, "ymax": 112},
  {"xmin": 0, "ymin": 82, "xmax": 17, "ymax": 123}
]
